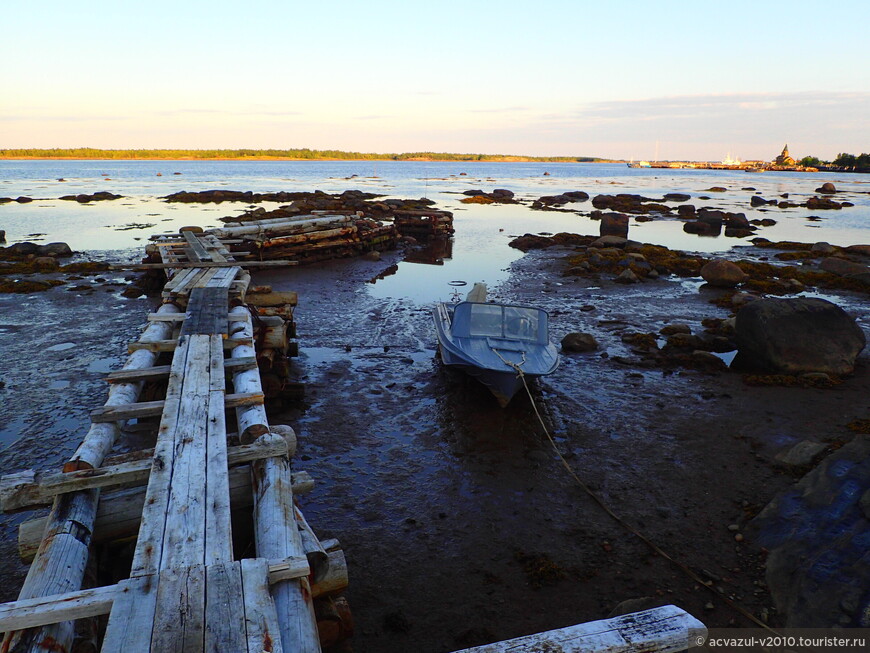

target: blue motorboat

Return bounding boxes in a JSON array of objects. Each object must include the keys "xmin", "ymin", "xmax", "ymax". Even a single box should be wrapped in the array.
[{"xmin": 433, "ymin": 291, "xmax": 559, "ymax": 406}]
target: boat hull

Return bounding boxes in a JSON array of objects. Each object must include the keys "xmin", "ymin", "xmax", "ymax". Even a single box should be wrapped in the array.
[{"xmin": 433, "ymin": 301, "xmax": 559, "ymax": 406}]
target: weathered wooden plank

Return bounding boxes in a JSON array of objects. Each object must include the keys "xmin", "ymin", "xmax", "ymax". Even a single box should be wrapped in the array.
[
  {"xmin": 205, "ymin": 335, "xmax": 233, "ymax": 565},
  {"xmin": 182, "ymin": 287, "xmax": 230, "ymax": 337},
  {"xmin": 241, "ymin": 558, "xmax": 285, "ymax": 653},
  {"xmin": 18, "ymin": 470, "xmax": 314, "ymax": 561},
  {"xmin": 129, "ymin": 334, "xmax": 192, "ymax": 577},
  {"xmin": 1, "ymin": 438, "xmax": 288, "ymax": 512},
  {"xmin": 127, "ymin": 337, "xmax": 252, "ymax": 353},
  {"xmin": 151, "ymin": 565, "xmax": 206, "ymax": 653},
  {"xmin": 90, "ymin": 391, "xmax": 262, "ymax": 422},
  {"xmin": 205, "ymin": 562, "xmax": 247, "ymax": 653},
  {"xmin": 205, "ymin": 265, "xmax": 242, "ymax": 289},
  {"xmin": 0, "ymin": 581, "xmax": 115, "ymax": 633},
  {"xmin": 146, "ymin": 312, "xmax": 249, "ymax": 322},
  {"xmin": 104, "ymin": 355, "xmax": 256, "ymax": 383},
  {"xmin": 162, "ymin": 266, "xmax": 200, "ymax": 293},
  {"xmin": 183, "ymin": 230, "xmax": 213, "ymax": 262},
  {"xmin": 449, "ymin": 605, "xmax": 706, "ymax": 653},
  {"xmin": 101, "ymin": 576, "xmax": 158, "ymax": 652},
  {"xmin": 159, "ymin": 334, "xmax": 211, "ymax": 570}
]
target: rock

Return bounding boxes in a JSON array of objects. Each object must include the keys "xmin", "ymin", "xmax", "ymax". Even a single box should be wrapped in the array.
[
  {"xmin": 683, "ymin": 221, "xmax": 716, "ymax": 235},
  {"xmin": 677, "ymin": 204, "xmax": 696, "ymax": 218},
  {"xmin": 724, "ymin": 212, "xmax": 751, "ymax": 229},
  {"xmin": 775, "ymin": 440, "xmax": 828, "ymax": 467},
  {"xmin": 724, "ymin": 227, "xmax": 755, "ymax": 238},
  {"xmin": 820, "ymin": 257, "xmax": 869, "ymax": 278},
  {"xmin": 614, "ymin": 269, "xmax": 640, "ymax": 284},
  {"xmin": 734, "ymin": 297, "xmax": 866, "ymax": 375},
  {"xmin": 750, "ymin": 195, "xmax": 776, "ymax": 207},
  {"xmin": 0, "ymin": 230, "xmax": 5, "ymax": 242},
  {"xmin": 462, "ymin": 189, "xmax": 485, "ymax": 196},
  {"xmin": 697, "ymin": 208, "xmax": 725, "ymax": 228},
  {"xmin": 600, "ymin": 213, "xmax": 629, "ymax": 238},
  {"xmin": 363, "ymin": 250, "xmax": 381, "ymax": 262},
  {"xmin": 806, "ymin": 196, "xmax": 843, "ymax": 210},
  {"xmin": 728, "ymin": 524, "xmax": 740, "ymax": 532},
  {"xmin": 707, "ymin": 187, "xmax": 727, "ymax": 192},
  {"xmin": 660, "ymin": 323, "xmax": 692, "ymax": 336},
  {"xmin": 121, "ymin": 286, "xmax": 145, "ymax": 298},
  {"xmin": 844, "ymin": 244, "xmax": 870, "ymax": 257},
  {"xmin": 811, "ymin": 242, "xmax": 836, "ymax": 255},
  {"xmin": 663, "ymin": 193, "xmax": 691, "ymax": 202},
  {"xmin": 816, "ymin": 182, "xmax": 837, "ymax": 193},
  {"xmin": 561, "ymin": 332, "xmax": 599, "ymax": 352},
  {"xmin": 37, "ymin": 242, "xmax": 73, "ymax": 257},
  {"xmin": 2, "ymin": 241, "xmax": 40, "ymax": 256},
  {"xmin": 491, "ymin": 188, "xmax": 514, "ymax": 199},
  {"xmin": 666, "ymin": 333, "xmax": 704, "ymax": 349},
  {"xmin": 33, "ymin": 256, "xmax": 59, "ymax": 269},
  {"xmin": 590, "ymin": 235, "xmax": 627, "ymax": 248},
  {"xmin": 700, "ymin": 259, "xmax": 749, "ymax": 287}
]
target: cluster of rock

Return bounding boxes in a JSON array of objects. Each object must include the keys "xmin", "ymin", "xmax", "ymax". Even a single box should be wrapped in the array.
[
  {"xmin": 681, "ymin": 207, "xmax": 757, "ymax": 238},
  {"xmin": 0, "ymin": 241, "xmax": 115, "ymax": 294},
  {"xmin": 1, "ymin": 241, "xmax": 73, "ymax": 260},
  {"xmin": 59, "ymin": 191, "xmax": 123, "ymax": 202},
  {"xmin": 459, "ymin": 189, "xmax": 518, "ymax": 204},
  {"xmin": 530, "ymin": 191, "xmax": 589, "ymax": 209}
]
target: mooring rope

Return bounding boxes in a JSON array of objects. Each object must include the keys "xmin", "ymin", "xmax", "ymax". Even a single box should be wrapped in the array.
[{"xmin": 501, "ymin": 357, "xmax": 778, "ymax": 633}]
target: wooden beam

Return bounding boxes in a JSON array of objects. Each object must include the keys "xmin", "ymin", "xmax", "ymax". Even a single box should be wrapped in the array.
[
  {"xmin": 0, "ymin": 556, "xmax": 310, "ymax": 635},
  {"xmin": 90, "ymin": 391, "xmax": 263, "ymax": 423},
  {"xmin": 18, "ymin": 470, "xmax": 315, "ymax": 561},
  {"xmin": 0, "ymin": 584, "xmax": 117, "ymax": 633},
  {"xmin": 1, "ymin": 438, "xmax": 289, "ymax": 512},
  {"xmin": 104, "ymin": 356, "xmax": 257, "ymax": 383},
  {"xmin": 127, "ymin": 337, "xmax": 252, "ymax": 353},
  {"xmin": 145, "ymin": 312, "xmax": 249, "ymax": 322},
  {"xmin": 448, "ymin": 605, "xmax": 706, "ymax": 653},
  {"xmin": 183, "ymin": 229, "xmax": 212, "ymax": 262},
  {"xmin": 111, "ymin": 260, "xmax": 298, "ymax": 270}
]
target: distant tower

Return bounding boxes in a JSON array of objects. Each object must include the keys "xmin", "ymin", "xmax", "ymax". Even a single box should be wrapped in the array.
[{"xmin": 775, "ymin": 144, "xmax": 796, "ymax": 166}]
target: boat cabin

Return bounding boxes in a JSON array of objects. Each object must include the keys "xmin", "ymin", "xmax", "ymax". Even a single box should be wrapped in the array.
[{"xmin": 451, "ymin": 302, "xmax": 549, "ymax": 344}]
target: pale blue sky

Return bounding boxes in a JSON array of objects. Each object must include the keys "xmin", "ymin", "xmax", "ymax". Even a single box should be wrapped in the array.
[{"xmin": 2, "ymin": 0, "xmax": 868, "ymax": 160}]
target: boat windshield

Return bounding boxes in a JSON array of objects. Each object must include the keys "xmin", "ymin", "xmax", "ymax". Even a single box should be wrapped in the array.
[{"xmin": 466, "ymin": 304, "xmax": 543, "ymax": 342}]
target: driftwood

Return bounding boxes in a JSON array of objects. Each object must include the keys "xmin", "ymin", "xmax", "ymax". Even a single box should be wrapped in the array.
[{"xmin": 448, "ymin": 605, "xmax": 706, "ymax": 653}]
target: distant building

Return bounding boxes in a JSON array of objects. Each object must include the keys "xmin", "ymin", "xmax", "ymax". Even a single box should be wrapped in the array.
[{"xmin": 775, "ymin": 144, "xmax": 796, "ymax": 166}]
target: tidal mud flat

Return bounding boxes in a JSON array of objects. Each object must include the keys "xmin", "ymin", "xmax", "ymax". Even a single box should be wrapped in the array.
[{"xmin": 1, "ymin": 163, "xmax": 869, "ymax": 652}]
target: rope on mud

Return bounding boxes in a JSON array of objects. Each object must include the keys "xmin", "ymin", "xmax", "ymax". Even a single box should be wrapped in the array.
[{"xmin": 504, "ymin": 359, "xmax": 779, "ymax": 634}]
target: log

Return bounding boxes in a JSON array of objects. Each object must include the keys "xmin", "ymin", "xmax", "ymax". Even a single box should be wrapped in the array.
[
  {"xmin": 209, "ymin": 215, "xmax": 353, "ymax": 239},
  {"xmin": 229, "ymin": 307, "xmax": 321, "ymax": 651},
  {"xmin": 109, "ymin": 260, "xmax": 298, "ymax": 270},
  {"xmin": 311, "ymin": 550, "xmax": 348, "ymax": 599},
  {"xmin": 294, "ymin": 506, "xmax": 329, "ymax": 583},
  {"xmin": 17, "ymin": 468, "xmax": 315, "ymax": 562},
  {"xmin": 260, "ymin": 227, "xmax": 357, "ymax": 249},
  {"xmin": 255, "ymin": 315, "xmax": 289, "ymax": 352},
  {"xmin": 245, "ymin": 291, "xmax": 299, "ymax": 308}
]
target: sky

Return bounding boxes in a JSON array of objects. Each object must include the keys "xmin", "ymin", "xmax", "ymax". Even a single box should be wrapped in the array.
[{"xmin": 2, "ymin": 0, "xmax": 868, "ymax": 161}]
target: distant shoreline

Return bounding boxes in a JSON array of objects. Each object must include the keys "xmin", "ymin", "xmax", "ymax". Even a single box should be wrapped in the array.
[{"xmin": 0, "ymin": 156, "xmax": 600, "ymax": 162}]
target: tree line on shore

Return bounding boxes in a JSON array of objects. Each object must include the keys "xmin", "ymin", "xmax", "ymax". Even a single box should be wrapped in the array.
[
  {"xmin": 0, "ymin": 148, "xmax": 601, "ymax": 163},
  {"xmin": 800, "ymin": 153, "xmax": 870, "ymax": 172}
]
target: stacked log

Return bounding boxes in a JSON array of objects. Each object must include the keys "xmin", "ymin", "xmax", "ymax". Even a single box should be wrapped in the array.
[
  {"xmin": 208, "ymin": 213, "xmax": 398, "ymax": 264},
  {"xmin": 392, "ymin": 208, "xmax": 455, "ymax": 238}
]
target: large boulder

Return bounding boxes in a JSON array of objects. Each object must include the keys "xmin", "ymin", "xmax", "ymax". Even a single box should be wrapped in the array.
[
  {"xmin": 38, "ymin": 242, "xmax": 74, "ymax": 257},
  {"xmin": 561, "ymin": 332, "xmax": 599, "ymax": 352},
  {"xmin": 600, "ymin": 213, "xmax": 629, "ymax": 238},
  {"xmin": 700, "ymin": 259, "xmax": 749, "ymax": 287},
  {"xmin": 734, "ymin": 298, "xmax": 866, "ymax": 375}
]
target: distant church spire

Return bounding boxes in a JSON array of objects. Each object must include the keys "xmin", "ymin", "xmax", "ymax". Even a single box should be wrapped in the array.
[{"xmin": 775, "ymin": 143, "xmax": 795, "ymax": 166}]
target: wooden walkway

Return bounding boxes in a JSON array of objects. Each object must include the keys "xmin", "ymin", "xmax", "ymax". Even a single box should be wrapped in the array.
[{"xmin": 0, "ymin": 230, "xmax": 330, "ymax": 652}]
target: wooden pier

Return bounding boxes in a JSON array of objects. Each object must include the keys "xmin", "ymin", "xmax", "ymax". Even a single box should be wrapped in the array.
[
  {"xmin": 0, "ymin": 228, "xmax": 703, "ymax": 652},
  {"xmin": 0, "ymin": 229, "xmax": 345, "ymax": 652}
]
